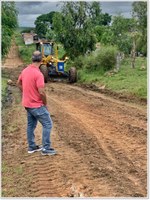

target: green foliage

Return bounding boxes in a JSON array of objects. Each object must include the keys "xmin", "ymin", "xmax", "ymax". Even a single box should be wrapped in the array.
[
  {"xmin": 94, "ymin": 25, "xmax": 106, "ymax": 42},
  {"xmin": 35, "ymin": 22, "xmax": 47, "ymax": 38},
  {"xmin": 20, "ymin": 27, "xmax": 35, "ymax": 33},
  {"xmin": 18, "ymin": 45, "xmax": 35, "ymax": 63},
  {"xmin": 95, "ymin": 15, "xmax": 136, "ymax": 55},
  {"xmin": 57, "ymin": 44, "xmax": 66, "ymax": 59},
  {"xmin": 96, "ymin": 46, "xmax": 118, "ymax": 71},
  {"xmin": 89, "ymin": 2, "xmax": 102, "ymax": 25},
  {"xmin": 111, "ymin": 16, "xmax": 132, "ymax": 37},
  {"xmin": 2, "ymin": 2, "xmax": 18, "ymax": 58},
  {"xmin": 35, "ymin": 11, "xmax": 57, "ymax": 38},
  {"xmin": 132, "ymin": 2, "xmax": 147, "ymax": 56},
  {"xmin": 100, "ymin": 27, "xmax": 114, "ymax": 45},
  {"xmin": 15, "ymin": 32, "xmax": 35, "ymax": 64},
  {"xmin": 101, "ymin": 13, "xmax": 111, "ymax": 26},
  {"xmin": 35, "ymin": 11, "xmax": 56, "ymax": 26},
  {"xmin": 45, "ymin": 29, "xmax": 56, "ymax": 41},
  {"xmin": 132, "ymin": 2, "xmax": 147, "ymax": 30},
  {"xmin": 84, "ymin": 55, "xmax": 104, "ymax": 72},
  {"xmin": 2, "ymin": 78, "xmax": 8, "ymax": 105},
  {"xmin": 53, "ymin": 2, "xmax": 98, "ymax": 59},
  {"xmin": 2, "ymin": 26, "xmax": 12, "ymax": 56},
  {"xmin": 67, "ymin": 45, "xmax": 118, "ymax": 73},
  {"xmin": 89, "ymin": 2, "xmax": 111, "ymax": 26},
  {"xmin": 78, "ymin": 57, "xmax": 147, "ymax": 99},
  {"xmin": 110, "ymin": 16, "xmax": 135, "ymax": 54}
]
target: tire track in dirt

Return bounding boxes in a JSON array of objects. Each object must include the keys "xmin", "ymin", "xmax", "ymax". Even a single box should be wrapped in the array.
[
  {"xmin": 2, "ymin": 82, "xmax": 147, "ymax": 197},
  {"xmin": 2, "ymin": 37, "xmax": 147, "ymax": 197},
  {"xmin": 44, "ymin": 83, "xmax": 147, "ymax": 197}
]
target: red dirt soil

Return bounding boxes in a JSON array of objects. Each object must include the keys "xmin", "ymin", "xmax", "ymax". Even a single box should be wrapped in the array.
[{"xmin": 2, "ymin": 42, "xmax": 147, "ymax": 197}]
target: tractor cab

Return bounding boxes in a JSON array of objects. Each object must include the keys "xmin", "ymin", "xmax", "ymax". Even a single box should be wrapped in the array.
[{"xmin": 36, "ymin": 42, "xmax": 54, "ymax": 57}]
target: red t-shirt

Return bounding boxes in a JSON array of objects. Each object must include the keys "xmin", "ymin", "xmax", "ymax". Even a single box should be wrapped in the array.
[{"xmin": 18, "ymin": 64, "xmax": 45, "ymax": 108}]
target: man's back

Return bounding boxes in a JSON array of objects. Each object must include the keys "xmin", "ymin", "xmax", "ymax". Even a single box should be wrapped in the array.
[{"xmin": 19, "ymin": 64, "xmax": 45, "ymax": 108}]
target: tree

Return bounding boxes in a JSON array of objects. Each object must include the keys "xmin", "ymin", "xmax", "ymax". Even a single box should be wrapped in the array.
[
  {"xmin": 101, "ymin": 13, "xmax": 111, "ymax": 26},
  {"xmin": 53, "ymin": 2, "xmax": 97, "ymax": 59},
  {"xmin": 110, "ymin": 15, "xmax": 135, "ymax": 54},
  {"xmin": 2, "ymin": 2, "xmax": 18, "ymax": 57},
  {"xmin": 89, "ymin": 2, "xmax": 111, "ymax": 26},
  {"xmin": 35, "ymin": 11, "xmax": 57, "ymax": 38},
  {"xmin": 132, "ymin": 2, "xmax": 147, "ymax": 30},
  {"xmin": 132, "ymin": 2, "xmax": 147, "ymax": 56},
  {"xmin": 35, "ymin": 22, "xmax": 47, "ymax": 38},
  {"xmin": 89, "ymin": 2, "xmax": 102, "ymax": 25}
]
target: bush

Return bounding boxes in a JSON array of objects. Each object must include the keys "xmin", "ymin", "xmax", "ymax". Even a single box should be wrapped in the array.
[
  {"xmin": 18, "ymin": 44, "xmax": 35, "ymax": 64},
  {"xmin": 67, "ymin": 45, "xmax": 118, "ymax": 73},
  {"xmin": 96, "ymin": 46, "xmax": 118, "ymax": 71},
  {"xmin": 84, "ymin": 54, "xmax": 99, "ymax": 71},
  {"xmin": 74, "ymin": 55, "xmax": 87, "ymax": 69}
]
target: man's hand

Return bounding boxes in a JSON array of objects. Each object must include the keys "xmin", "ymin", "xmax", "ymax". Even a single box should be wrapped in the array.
[
  {"xmin": 38, "ymin": 87, "xmax": 47, "ymax": 105},
  {"xmin": 17, "ymin": 80, "xmax": 22, "ymax": 91}
]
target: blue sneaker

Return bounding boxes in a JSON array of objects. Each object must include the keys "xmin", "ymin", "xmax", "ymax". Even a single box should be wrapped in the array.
[
  {"xmin": 28, "ymin": 145, "xmax": 42, "ymax": 153},
  {"xmin": 41, "ymin": 148, "xmax": 57, "ymax": 156}
]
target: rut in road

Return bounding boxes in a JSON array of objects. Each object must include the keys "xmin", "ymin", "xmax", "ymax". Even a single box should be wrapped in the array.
[{"xmin": 2, "ymin": 81, "xmax": 147, "ymax": 197}]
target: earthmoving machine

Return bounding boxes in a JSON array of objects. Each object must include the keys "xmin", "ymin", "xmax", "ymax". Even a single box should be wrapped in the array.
[{"xmin": 36, "ymin": 41, "xmax": 77, "ymax": 83}]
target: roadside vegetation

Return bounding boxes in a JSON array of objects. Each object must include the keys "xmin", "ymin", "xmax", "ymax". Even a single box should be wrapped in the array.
[
  {"xmin": 32, "ymin": 1, "xmax": 147, "ymax": 100},
  {"xmin": 77, "ymin": 57, "xmax": 147, "ymax": 99},
  {"xmin": 2, "ymin": 2, "xmax": 18, "ymax": 58},
  {"xmin": 2, "ymin": 78, "xmax": 9, "ymax": 106},
  {"xmin": 1, "ymin": 2, "xmax": 147, "ymax": 197},
  {"xmin": 2, "ymin": 1, "xmax": 147, "ymax": 101},
  {"xmin": 13, "ymin": 31, "xmax": 147, "ymax": 100},
  {"xmin": 15, "ymin": 31, "xmax": 35, "ymax": 64}
]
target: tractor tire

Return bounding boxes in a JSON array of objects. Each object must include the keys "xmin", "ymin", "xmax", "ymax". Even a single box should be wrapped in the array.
[
  {"xmin": 40, "ymin": 65, "xmax": 48, "ymax": 83},
  {"xmin": 69, "ymin": 67, "xmax": 77, "ymax": 83}
]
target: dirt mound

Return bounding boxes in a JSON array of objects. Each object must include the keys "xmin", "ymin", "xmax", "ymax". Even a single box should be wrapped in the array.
[{"xmin": 77, "ymin": 83, "xmax": 147, "ymax": 106}]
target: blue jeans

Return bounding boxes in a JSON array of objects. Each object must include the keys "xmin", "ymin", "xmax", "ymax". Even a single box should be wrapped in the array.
[{"xmin": 25, "ymin": 106, "xmax": 53, "ymax": 150}]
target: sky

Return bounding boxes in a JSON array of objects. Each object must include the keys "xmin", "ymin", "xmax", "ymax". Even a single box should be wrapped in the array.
[{"xmin": 15, "ymin": 1, "xmax": 133, "ymax": 27}]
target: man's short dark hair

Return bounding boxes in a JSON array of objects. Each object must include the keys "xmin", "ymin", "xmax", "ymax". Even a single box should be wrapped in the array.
[{"xmin": 32, "ymin": 51, "xmax": 42, "ymax": 62}]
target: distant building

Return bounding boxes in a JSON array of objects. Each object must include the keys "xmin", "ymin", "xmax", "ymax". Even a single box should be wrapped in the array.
[
  {"xmin": 22, "ymin": 33, "xmax": 39, "ymax": 45},
  {"xmin": 22, "ymin": 33, "xmax": 33, "ymax": 45}
]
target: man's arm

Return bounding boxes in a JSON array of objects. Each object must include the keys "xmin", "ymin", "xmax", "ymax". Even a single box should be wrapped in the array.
[
  {"xmin": 17, "ymin": 79, "xmax": 22, "ymax": 91},
  {"xmin": 38, "ymin": 87, "xmax": 47, "ymax": 106}
]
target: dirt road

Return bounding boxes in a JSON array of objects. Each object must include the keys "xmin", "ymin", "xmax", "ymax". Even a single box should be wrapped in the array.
[
  {"xmin": 2, "ymin": 42, "xmax": 147, "ymax": 197},
  {"xmin": 2, "ymin": 39, "xmax": 23, "ymax": 68}
]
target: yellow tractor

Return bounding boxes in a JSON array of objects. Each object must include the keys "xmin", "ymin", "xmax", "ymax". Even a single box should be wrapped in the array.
[{"xmin": 36, "ymin": 41, "xmax": 77, "ymax": 83}]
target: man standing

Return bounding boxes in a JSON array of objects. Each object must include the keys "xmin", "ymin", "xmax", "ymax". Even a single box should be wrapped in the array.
[{"xmin": 17, "ymin": 51, "xmax": 56, "ymax": 156}]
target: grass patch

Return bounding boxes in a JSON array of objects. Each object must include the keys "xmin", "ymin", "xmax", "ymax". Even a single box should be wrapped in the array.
[
  {"xmin": 15, "ymin": 32, "xmax": 35, "ymax": 64},
  {"xmin": 2, "ymin": 161, "xmax": 9, "ymax": 173},
  {"xmin": 78, "ymin": 57, "xmax": 147, "ymax": 99},
  {"xmin": 14, "ymin": 166, "xmax": 23, "ymax": 175}
]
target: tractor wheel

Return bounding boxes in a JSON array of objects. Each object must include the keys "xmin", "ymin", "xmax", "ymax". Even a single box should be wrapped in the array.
[
  {"xmin": 40, "ymin": 65, "xmax": 48, "ymax": 83},
  {"xmin": 69, "ymin": 67, "xmax": 77, "ymax": 83}
]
